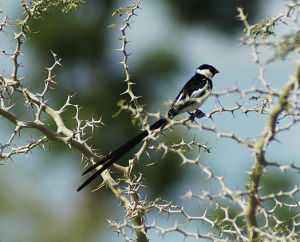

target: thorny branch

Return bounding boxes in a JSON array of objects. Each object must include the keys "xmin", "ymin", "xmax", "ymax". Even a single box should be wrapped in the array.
[
  {"xmin": 0, "ymin": 1, "xmax": 299, "ymax": 242},
  {"xmin": 108, "ymin": 2, "xmax": 300, "ymax": 241}
]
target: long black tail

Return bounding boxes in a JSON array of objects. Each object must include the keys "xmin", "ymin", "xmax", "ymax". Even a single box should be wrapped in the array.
[{"xmin": 77, "ymin": 118, "xmax": 168, "ymax": 191}]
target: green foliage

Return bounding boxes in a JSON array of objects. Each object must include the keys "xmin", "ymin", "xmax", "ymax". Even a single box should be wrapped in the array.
[
  {"xmin": 271, "ymin": 32, "xmax": 300, "ymax": 61},
  {"xmin": 112, "ymin": 6, "xmax": 133, "ymax": 17},
  {"xmin": 163, "ymin": 0, "xmax": 260, "ymax": 34},
  {"xmin": 34, "ymin": 0, "xmax": 85, "ymax": 13},
  {"xmin": 247, "ymin": 18, "xmax": 276, "ymax": 39}
]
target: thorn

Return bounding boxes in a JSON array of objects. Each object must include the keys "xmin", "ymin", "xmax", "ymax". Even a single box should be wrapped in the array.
[{"xmin": 232, "ymin": 111, "xmax": 235, "ymax": 118}]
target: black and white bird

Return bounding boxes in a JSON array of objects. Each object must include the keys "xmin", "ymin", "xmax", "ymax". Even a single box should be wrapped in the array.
[{"xmin": 77, "ymin": 64, "xmax": 219, "ymax": 191}]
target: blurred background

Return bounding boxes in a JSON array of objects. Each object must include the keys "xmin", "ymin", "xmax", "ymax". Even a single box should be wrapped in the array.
[{"xmin": 0, "ymin": 0, "xmax": 299, "ymax": 241}]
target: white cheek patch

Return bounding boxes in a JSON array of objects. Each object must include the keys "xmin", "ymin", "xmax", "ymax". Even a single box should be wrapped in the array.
[{"xmin": 196, "ymin": 69, "xmax": 213, "ymax": 79}]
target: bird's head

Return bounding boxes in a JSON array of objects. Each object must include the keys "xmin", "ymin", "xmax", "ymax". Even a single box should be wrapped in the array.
[{"xmin": 196, "ymin": 64, "xmax": 219, "ymax": 79}]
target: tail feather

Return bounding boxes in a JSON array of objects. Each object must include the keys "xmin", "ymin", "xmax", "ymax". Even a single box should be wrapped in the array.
[
  {"xmin": 78, "ymin": 118, "xmax": 168, "ymax": 191},
  {"xmin": 77, "ymin": 153, "xmax": 123, "ymax": 191},
  {"xmin": 150, "ymin": 118, "xmax": 168, "ymax": 130},
  {"xmin": 82, "ymin": 130, "xmax": 148, "ymax": 175}
]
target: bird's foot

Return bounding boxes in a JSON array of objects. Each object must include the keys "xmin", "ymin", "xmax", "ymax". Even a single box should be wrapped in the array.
[{"xmin": 189, "ymin": 110, "xmax": 205, "ymax": 123}]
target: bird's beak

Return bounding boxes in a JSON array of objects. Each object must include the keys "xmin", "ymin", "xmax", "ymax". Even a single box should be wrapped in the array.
[{"xmin": 215, "ymin": 69, "xmax": 220, "ymax": 74}]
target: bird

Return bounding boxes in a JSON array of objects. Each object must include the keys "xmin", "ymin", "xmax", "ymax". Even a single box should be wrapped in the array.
[{"xmin": 77, "ymin": 64, "xmax": 219, "ymax": 191}]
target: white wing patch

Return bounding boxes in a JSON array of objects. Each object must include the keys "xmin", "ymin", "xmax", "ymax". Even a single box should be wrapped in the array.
[
  {"xmin": 190, "ymin": 82, "xmax": 209, "ymax": 99},
  {"xmin": 175, "ymin": 93, "xmax": 184, "ymax": 104},
  {"xmin": 171, "ymin": 81, "xmax": 211, "ymax": 115}
]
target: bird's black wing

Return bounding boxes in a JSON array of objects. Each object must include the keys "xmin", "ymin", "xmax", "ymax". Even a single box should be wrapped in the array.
[{"xmin": 168, "ymin": 74, "xmax": 212, "ymax": 117}]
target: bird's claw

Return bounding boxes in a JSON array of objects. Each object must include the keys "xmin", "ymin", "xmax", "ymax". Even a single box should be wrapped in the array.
[{"xmin": 189, "ymin": 110, "xmax": 205, "ymax": 123}]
